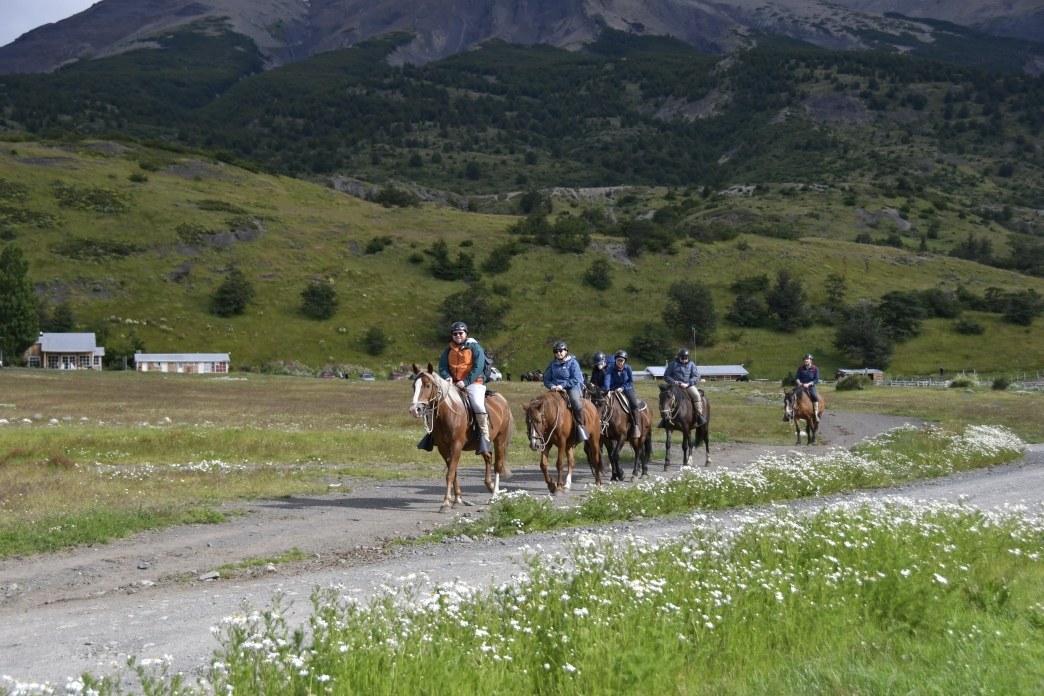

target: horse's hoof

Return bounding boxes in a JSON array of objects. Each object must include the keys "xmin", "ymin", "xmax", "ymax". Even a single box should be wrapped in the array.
[
  {"xmin": 663, "ymin": 464, "xmax": 671, "ymax": 471},
  {"xmin": 484, "ymin": 481, "xmax": 495, "ymax": 493},
  {"xmin": 439, "ymin": 505, "xmax": 452, "ymax": 514},
  {"xmin": 629, "ymin": 475, "xmax": 638, "ymax": 482}
]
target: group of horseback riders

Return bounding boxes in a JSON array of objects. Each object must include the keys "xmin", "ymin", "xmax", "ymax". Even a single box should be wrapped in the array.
[{"xmin": 436, "ymin": 320, "xmax": 823, "ymax": 453}]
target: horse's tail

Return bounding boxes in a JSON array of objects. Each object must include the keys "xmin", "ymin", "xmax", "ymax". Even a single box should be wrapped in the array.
[
  {"xmin": 643, "ymin": 430, "xmax": 653, "ymax": 461},
  {"xmin": 504, "ymin": 404, "xmax": 515, "ymax": 448}
]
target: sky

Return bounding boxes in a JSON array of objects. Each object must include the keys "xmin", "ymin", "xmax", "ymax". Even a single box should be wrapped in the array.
[{"xmin": 0, "ymin": 0, "xmax": 98, "ymax": 48}]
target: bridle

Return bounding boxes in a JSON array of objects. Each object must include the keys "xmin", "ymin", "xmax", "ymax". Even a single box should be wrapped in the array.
[
  {"xmin": 526, "ymin": 395, "xmax": 561, "ymax": 450},
  {"xmin": 660, "ymin": 385, "xmax": 680, "ymax": 423},
  {"xmin": 412, "ymin": 373, "xmax": 463, "ymax": 434}
]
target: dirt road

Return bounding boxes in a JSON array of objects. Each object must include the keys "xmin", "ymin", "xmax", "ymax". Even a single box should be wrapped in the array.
[{"xmin": 4, "ymin": 412, "xmax": 1041, "ymax": 685}]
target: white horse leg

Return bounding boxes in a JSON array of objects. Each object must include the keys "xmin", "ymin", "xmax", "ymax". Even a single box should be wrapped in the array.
[{"xmin": 565, "ymin": 472, "xmax": 572, "ymax": 490}]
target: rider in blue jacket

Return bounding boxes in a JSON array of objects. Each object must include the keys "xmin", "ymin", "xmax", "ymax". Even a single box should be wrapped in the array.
[
  {"xmin": 795, "ymin": 353, "xmax": 820, "ymax": 422},
  {"xmin": 544, "ymin": 341, "xmax": 589, "ymax": 442},
  {"xmin": 603, "ymin": 350, "xmax": 641, "ymax": 437},
  {"xmin": 663, "ymin": 348, "xmax": 706, "ymax": 427}
]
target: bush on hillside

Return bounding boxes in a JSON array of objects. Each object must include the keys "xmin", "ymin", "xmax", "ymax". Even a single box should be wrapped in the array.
[
  {"xmin": 301, "ymin": 281, "xmax": 339, "ymax": 320},
  {"xmin": 954, "ymin": 315, "xmax": 986, "ymax": 334},
  {"xmin": 630, "ymin": 322, "xmax": 674, "ymax": 364},
  {"xmin": 437, "ymin": 283, "xmax": 509, "ymax": 337},
  {"xmin": 364, "ymin": 235, "xmax": 393, "ymax": 254},
  {"xmin": 369, "ymin": 187, "xmax": 417, "ymax": 208},
  {"xmin": 427, "ymin": 239, "xmax": 479, "ymax": 282},
  {"xmin": 836, "ymin": 374, "xmax": 872, "ymax": 391},
  {"xmin": 211, "ymin": 266, "xmax": 255, "ymax": 317},
  {"xmin": 363, "ymin": 327, "xmax": 388, "ymax": 356},
  {"xmin": 663, "ymin": 280, "xmax": 717, "ymax": 345},
  {"xmin": 765, "ymin": 269, "xmax": 808, "ymax": 332},
  {"xmin": 834, "ymin": 300, "xmax": 894, "ymax": 368},
  {"xmin": 582, "ymin": 256, "xmax": 613, "ymax": 290},
  {"xmin": 949, "ymin": 376, "xmax": 977, "ymax": 389},
  {"xmin": 992, "ymin": 376, "xmax": 1011, "ymax": 391}
]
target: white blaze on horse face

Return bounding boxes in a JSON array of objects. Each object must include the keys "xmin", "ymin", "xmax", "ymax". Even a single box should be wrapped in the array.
[{"xmin": 409, "ymin": 377, "xmax": 424, "ymax": 417}]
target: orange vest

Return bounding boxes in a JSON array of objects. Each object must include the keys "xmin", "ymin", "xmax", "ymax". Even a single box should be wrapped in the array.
[{"xmin": 446, "ymin": 342, "xmax": 482, "ymax": 384}]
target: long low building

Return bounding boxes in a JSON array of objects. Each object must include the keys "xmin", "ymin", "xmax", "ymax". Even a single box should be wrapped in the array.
[
  {"xmin": 135, "ymin": 353, "xmax": 230, "ymax": 374},
  {"xmin": 640, "ymin": 364, "xmax": 750, "ymax": 382}
]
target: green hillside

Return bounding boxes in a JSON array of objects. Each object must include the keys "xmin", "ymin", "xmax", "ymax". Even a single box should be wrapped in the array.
[{"xmin": 1, "ymin": 140, "xmax": 1042, "ymax": 379}]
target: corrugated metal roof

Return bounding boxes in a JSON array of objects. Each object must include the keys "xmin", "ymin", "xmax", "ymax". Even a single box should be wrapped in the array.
[
  {"xmin": 136, "ymin": 354, "xmax": 230, "ymax": 362},
  {"xmin": 641, "ymin": 365, "xmax": 749, "ymax": 376},
  {"xmin": 837, "ymin": 368, "xmax": 883, "ymax": 374},
  {"xmin": 38, "ymin": 333, "xmax": 99, "ymax": 353}
]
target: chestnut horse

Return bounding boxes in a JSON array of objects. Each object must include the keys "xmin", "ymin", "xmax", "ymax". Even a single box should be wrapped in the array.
[
  {"xmin": 521, "ymin": 391, "xmax": 602, "ymax": 494},
  {"xmin": 409, "ymin": 363, "xmax": 514, "ymax": 512},
  {"xmin": 589, "ymin": 385, "xmax": 653, "ymax": 482},
  {"xmin": 658, "ymin": 383, "xmax": 712, "ymax": 468},
  {"xmin": 783, "ymin": 385, "xmax": 825, "ymax": 445}
]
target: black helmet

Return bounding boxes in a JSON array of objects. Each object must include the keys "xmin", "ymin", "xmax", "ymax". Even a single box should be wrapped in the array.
[
  {"xmin": 803, "ymin": 354, "xmax": 813, "ymax": 360},
  {"xmin": 553, "ymin": 341, "xmax": 568, "ymax": 353},
  {"xmin": 614, "ymin": 350, "xmax": 628, "ymax": 361},
  {"xmin": 593, "ymin": 351, "xmax": 606, "ymax": 365},
  {"xmin": 678, "ymin": 348, "xmax": 690, "ymax": 359},
  {"xmin": 451, "ymin": 322, "xmax": 468, "ymax": 335}
]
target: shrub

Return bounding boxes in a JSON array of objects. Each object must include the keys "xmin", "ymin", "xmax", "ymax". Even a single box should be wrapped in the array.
[
  {"xmin": 195, "ymin": 199, "xmax": 247, "ymax": 214},
  {"xmin": 834, "ymin": 300, "xmax": 894, "ymax": 368},
  {"xmin": 301, "ymin": 281, "xmax": 339, "ymax": 320},
  {"xmin": 1002, "ymin": 289, "xmax": 1044, "ymax": 326},
  {"xmin": 364, "ymin": 236, "xmax": 393, "ymax": 254},
  {"xmin": 363, "ymin": 327, "xmax": 388, "ymax": 355},
  {"xmin": 663, "ymin": 280, "xmax": 717, "ymax": 345},
  {"xmin": 992, "ymin": 376, "xmax": 1011, "ymax": 391},
  {"xmin": 128, "ymin": 172, "xmax": 149, "ymax": 183},
  {"xmin": 437, "ymin": 283, "xmax": 509, "ymax": 337},
  {"xmin": 582, "ymin": 256, "xmax": 613, "ymax": 290},
  {"xmin": 175, "ymin": 222, "xmax": 212, "ymax": 246},
  {"xmin": 630, "ymin": 322, "xmax": 673, "ymax": 364},
  {"xmin": 369, "ymin": 187, "xmax": 417, "ymax": 208},
  {"xmin": 729, "ymin": 274, "xmax": 769, "ymax": 295},
  {"xmin": 428, "ymin": 239, "xmax": 479, "ymax": 281},
  {"xmin": 51, "ymin": 237, "xmax": 141, "ymax": 261},
  {"xmin": 727, "ymin": 295, "xmax": 765, "ymax": 327},
  {"xmin": 765, "ymin": 269, "xmax": 808, "ymax": 332},
  {"xmin": 211, "ymin": 266, "xmax": 255, "ymax": 317},
  {"xmin": 465, "ymin": 161, "xmax": 482, "ymax": 180},
  {"xmin": 52, "ymin": 184, "xmax": 130, "ymax": 213},
  {"xmin": 954, "ymin": 315, "xmax": 986, "ymax": 334},
  {"xmin": 836, "ymin": 374, "xmax": 872, "ymax": 391},
  {"xmin": 482, "ymin": 240, "xmax": 523, "ymax": 275},
  {"xmin": 780, "ymin": 373, "xmax": 797, "ymax": 387},
  {"xmin": 949, "ymin": 376, "xmax": 976, "ymax": 389},
  {"xmin": 408, "ymin": 154, "xmax": 423, "ymax": 167}
]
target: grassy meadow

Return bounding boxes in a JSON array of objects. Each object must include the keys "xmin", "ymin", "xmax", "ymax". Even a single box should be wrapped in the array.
[
  {"xmin": 1, "ymin": 140, "xmax": 1044, "ymax": 379},
  {"xmin": 0, "ymin": 369, "xmax": 1041, "ymax": 557}
]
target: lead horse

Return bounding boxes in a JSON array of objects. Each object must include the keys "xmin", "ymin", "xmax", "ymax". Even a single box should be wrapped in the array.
[
  {"xmin": 409, "ymin": 363, "xmax": 514, "ymax": 512},
  {"xmin": 658, "ymin": 383, "xmax": 712, "ymax": 468},
  {"xmin": 783, "ymin": 385, "xmax": 825, "ymax": 445},
  {"xmin": 521, "ymin": 391, "xmax": 602, "ymax": 493},
  {"xmin": 589, "ymin": 384, "xmax": 653, "ymax": 482}
]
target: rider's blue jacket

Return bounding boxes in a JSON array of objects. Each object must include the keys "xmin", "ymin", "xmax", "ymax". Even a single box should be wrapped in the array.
[
  {"xmin": 603, "ymin": 364, "xmax": 635, "ymax": 392},
  {"xmin": 796, "ymin": 364, "xmax": 820, "ymax": 385},
  {"xmin": 664, "ymin": 359, "xmax": 700, "ymax": 386},
  {"xmin": 544, "ymin": 355, "xmax": 584, "ymax": 390}
]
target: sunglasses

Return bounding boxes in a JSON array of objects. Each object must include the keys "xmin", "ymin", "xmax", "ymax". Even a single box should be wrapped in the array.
[
  {"xmin": 554, "ymin": 349, "xmax": 567, "ymax": 353},
  {"xmin": 452, "ymin": 331, "xmax": 466, "ymax": 336}
]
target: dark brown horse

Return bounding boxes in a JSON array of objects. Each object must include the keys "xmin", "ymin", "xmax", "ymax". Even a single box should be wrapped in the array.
[
  {"xmin": 658, "ymin": 383, "xmax": 712, "ymax": 468},
  {"xmin": 409, "ymin": 363, "xmax": 514, "ymax": 512},
  {"xmin": 521, "ymin": 391, "xmax": 602, "ymax": 494},
  {"xmin": 589, "ymin": 385, "xmax": 653, "ymax": 482},
  {"xmin": 783, "ymin": 385, "xmax": 825, "ymax": 445}
]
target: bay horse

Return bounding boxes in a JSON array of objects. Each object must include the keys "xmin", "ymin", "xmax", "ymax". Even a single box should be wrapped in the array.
[
  {"xmin": 409, "ymin": 363, "xmax": 514, "ymax": 512},
  {"xmin": 783, "ymin": 385, "xmax": 826, "ymax": 445},
  {"xmin": 521, "ymin": 391, "xmax": 602, "ymax": 494},
  {"xmin": 658, "ymin": 383, "xmax": 712, "ymax": 468},
  {"xmin": 589, "ymin": 385, "xmax": 653, "ymax": 482}
]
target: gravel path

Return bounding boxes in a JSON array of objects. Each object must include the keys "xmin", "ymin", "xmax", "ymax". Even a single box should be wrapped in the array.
[{"xmin": 4, "ymin": 413, "xmax": 1040, "ymax": 685}]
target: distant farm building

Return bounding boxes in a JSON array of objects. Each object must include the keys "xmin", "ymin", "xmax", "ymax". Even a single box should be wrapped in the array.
[
  {"xmin": 640, "ymin": 365, "xmax": 749, "ymax": 382},
  {"xmin": 135, "ymin": 353, "xmax": 230, "ymax": 374},
  {"xmin": 25, "ymin": 333, "xmax": 104, "ymax": 369},
  {"xmin": 835, "ymin": 368, "xmax": 884, "ymax": 381}
]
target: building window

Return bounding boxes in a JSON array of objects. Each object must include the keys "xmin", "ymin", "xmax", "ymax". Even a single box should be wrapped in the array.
[
  {"xmin": 79, "ymin": 355, "xmax": 91, "ymax": 368},
  {"xmin": 94, "ymin": 356, "xmax": 101, "ymax": 367},
  {"xmin": 201, "ymin": 362, "xmax": 211, "ymax": 374},
  {"xmin": 48, "ymin": 355, "xmax": 59, "ymax": 369},
  {"xmin": 28, "ymin": 356, "xmax": 40, "ymax": 368},
  {"xmin": 214, "ymin": 362, "xmax": 228, "ymax": 373}
]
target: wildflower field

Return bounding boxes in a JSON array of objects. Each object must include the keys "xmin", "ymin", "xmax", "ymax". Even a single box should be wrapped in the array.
[{"xmin": 48, "ymin": 499, "xmax": 1044, "ymax": 695}]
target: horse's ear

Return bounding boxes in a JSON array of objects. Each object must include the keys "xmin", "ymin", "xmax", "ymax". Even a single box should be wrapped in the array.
[
  {"xmin": 411, "ymin": 363, "xmax": 420, "ymax": 375},
  {"xmin": 520, "ymin": 402, "xmax": 528, "ymax": 411},
  {"xmin": 426, "ymin": 362, "xmax": 435, "ymax": 374}
]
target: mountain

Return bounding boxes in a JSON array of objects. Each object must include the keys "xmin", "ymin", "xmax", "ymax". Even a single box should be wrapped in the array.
[{"xmin": 1, "ymin": 0, "xmax": 1041, "ymax": 75}]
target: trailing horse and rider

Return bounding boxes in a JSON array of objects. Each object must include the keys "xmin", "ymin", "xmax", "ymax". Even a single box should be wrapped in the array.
[{"xmin": 783, "ymin": 353, "xmax": 826, "ymax": 445}]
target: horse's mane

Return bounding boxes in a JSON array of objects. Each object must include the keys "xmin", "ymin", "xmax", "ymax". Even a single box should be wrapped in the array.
[
  {"xmin": 529, "ymin": 390, "xmax": 565, "ymax": 412},
  {"xmin": 421, "ymin": 371, "xmax": 465, "ymax": 409}
]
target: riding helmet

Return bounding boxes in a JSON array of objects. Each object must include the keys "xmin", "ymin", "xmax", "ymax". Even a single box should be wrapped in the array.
[
  {"xmin": 593, "ymin": 351, "xmax": 606, "ymax": 365},
  {"xmin": 553, "ymin": 341, "xmax": 568, "ymax": 353},
  {"xmin": 677, "ymin": 348, "xmax": 690, "ymax": 359},
  {"xmin": 450, "ymin": 321, "xmax": 468, "ymax": 335},
  {"xmin": 803, "ymin": 353, "xmax": 814, "ymax": 360},
  {"xmin": 614, "ymin": 350, "xmax": 628, "ymax": 361}
]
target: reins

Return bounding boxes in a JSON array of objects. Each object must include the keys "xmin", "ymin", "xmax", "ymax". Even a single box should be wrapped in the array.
[
  {"xmin": 528, "ymin": 393, "xmax": 562, "ymax": 450},
  {"xmin": 415, "ymin": 373, "xmax": 464, "ymax": 435}
]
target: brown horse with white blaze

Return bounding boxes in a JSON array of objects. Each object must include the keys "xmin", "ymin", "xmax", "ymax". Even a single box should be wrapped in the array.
[
  {"xmin": 783, "ymin": 385, "xmax": 825, "ymax": 445},
  {"xmin": 409, "ymin": 363, "xmax": 514, "ymax": 512},
  {"xmin": 521, "ymin": 392, "xmax": 602, "ymax": 493}
]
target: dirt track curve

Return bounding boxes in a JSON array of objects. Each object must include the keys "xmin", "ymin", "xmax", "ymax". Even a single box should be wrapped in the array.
[{"xmin": 2, "ymin": 412, "xmax": 1042, "ymax": 685}]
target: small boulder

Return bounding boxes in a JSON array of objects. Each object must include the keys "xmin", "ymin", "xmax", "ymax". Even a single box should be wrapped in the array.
[
  {"xmin": 62, "ymin": 416, "xmax": 72, "ymax": 422},
  {"xmin": 48, "ymin": 418, "xmax": 59, "ymax": 425},
  {"xmin": 33, "ymin": 413, "xmax": 42, "ymax": 420},
  {"xmin": 137, "ymin": 562, "xmax": 150, "ymax": 570},
  {"xmin": 265, "ymin": 563, "xmax": 276, "ymax": 572},
  {"xmin": 198, "ymin": 571, "xmax": 220, "ymax": 581}
]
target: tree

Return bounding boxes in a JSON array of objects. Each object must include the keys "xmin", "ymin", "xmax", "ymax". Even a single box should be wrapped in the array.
[
  {"xmin": 428, "ymin": 239, "xmax": 479, "ymax": 282},
  {"xmin": 0, "ymin": 244, "xmax": 39, "ymax": 360},
  {"xmin": 877, "ymin": 290, "xmax": 928, "ymax": 341},
  {"xmin": 465, "ymin": 161, "xmax": 482, "ymax": 180},
  {"xmin": 765, "ymin": 269, "xmax": 808, "ymax": 332},
  {"xmin": 437, "ymin": 283, "xmax": 509, "ymax": 337},
  {"xmin": 482, "ymin": 241, "xmax": 522, "ymax": 275},
  {"xmin": 834, "ymin": 301, "xmax": 894, "ymax": 368},
  {"xmin": 630, "ymin": 322, "xmax": 673, "ymax": 364},
  {"xmin": 103, "ymin": 330, "xmax": 146, "ymax": 369},
  {"xmin": 662, "ymin": 280, "xmax": 717, "ymax": 345},
  {"xmin": 1003, "ymin": 289, "xmax": 1044, "ymax": 326},
  {"xmin": 950, "ymin": 232, "xmax": 993, "ymax": 265},
  {"xmin": 211, "ymin": 265, "xmax": 255, "ymax": 317},
  {"xmin": 363, "ymin": 327, "xmax": 389, "ymax": 355},
  {"xmin": 824, "ymin": 272, "xmax": 846, "ymax": 310},
  {"xmin": 727, "ymin": 295, "xmax": 765, "ymax": 327},
  {"xmin": 582, "ymin": 256, "xmax": 613, "ymax": 291},
  {"xmin": 301, "ymin": 281, "xmax": 339, "ymax": 320},
  {"xmin": 39, "ymin": 301, "xmax": 76, "ymax": 332}
]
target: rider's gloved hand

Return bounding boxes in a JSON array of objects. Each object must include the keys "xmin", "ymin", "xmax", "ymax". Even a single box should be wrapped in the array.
[{"xmin": 456, "ymin": 381, "xmax": 466, "ymax": 389}]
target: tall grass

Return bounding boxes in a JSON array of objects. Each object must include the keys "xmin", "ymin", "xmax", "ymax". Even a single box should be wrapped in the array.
[
  {"xmin": 63, "ymin": 500, "xmax": 1044, "ymax": 695},
  {"xmin": 435, "ymin": 424, "xmax": 1025, "ymax": 539}
]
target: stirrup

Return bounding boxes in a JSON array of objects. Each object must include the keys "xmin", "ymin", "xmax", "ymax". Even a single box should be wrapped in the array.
[{"xmin": 574, "ymin": 423, "xmax": 590, "ymax": 443}]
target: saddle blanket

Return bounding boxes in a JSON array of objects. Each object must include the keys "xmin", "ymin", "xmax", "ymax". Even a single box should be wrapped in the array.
[{"xmin": 613, "ymin": 391, "xmax": 647, "ymax": 414}]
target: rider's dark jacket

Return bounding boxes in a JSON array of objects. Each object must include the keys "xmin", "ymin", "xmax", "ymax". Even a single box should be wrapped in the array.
[
  {"xmin": 796, "ymin": 364, "xmax": 820, "ymax": 385},
  {"xmin": 544, "ymin": 355, "xmax": 584, "ymax": 390},
  {"xmin": 590, "ymin": 364, "xmax": 609, "ymax": 391},
  {"xmin": 602, "ymin": 364, "xmax": 635, "ymax": 392},
  {"xmin": 664, "ymin": 359, "xmax": 700, "ymax": 386}
]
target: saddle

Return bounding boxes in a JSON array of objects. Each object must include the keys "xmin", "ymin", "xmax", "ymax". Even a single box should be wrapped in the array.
[{"xmin": 612, "ymin": 391, "xmax": 647, "ymax": 414}]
